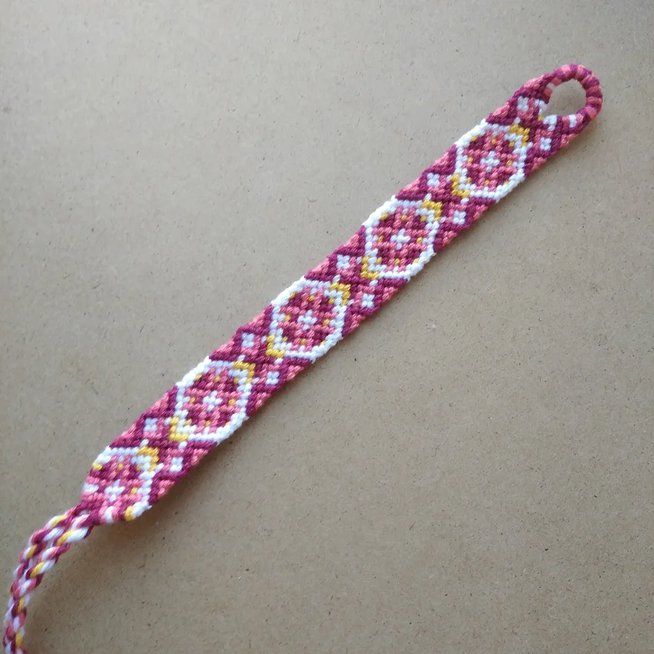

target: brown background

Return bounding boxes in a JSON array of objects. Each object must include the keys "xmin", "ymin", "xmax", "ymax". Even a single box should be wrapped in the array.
[{"xmin": 1, "ymin": 1, "xmax": 653, "ymax": 652}]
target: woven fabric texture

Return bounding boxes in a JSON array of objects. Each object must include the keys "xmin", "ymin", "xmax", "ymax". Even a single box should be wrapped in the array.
[{"xmin": 3, "ymin": 64, "xmax": 602, "ymax": 654}]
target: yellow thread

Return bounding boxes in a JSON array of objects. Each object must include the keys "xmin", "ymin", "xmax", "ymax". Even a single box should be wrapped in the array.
[
  {"xmin": 508, "ymin": 123, "xmax": 530, "ymax": 145},
  {"xmin": 137, "ymin": 446, "xmax": 159, "ymax": 465},
  {"xmin": 55, "ymin": 531, "xmax": 72, "ymax": 546},
  {"xmin": 421, "ymin": 199, "xmax": 442, "ymax": 216},
  {"xmin": 450, "ymin": 174, "xmax": 470, "ymax": 198},
  {"xmin": 233, "ymin": 360, "xmax": 255, "ymax": 379},
  {"xmin": 329, "ymin": 281, "xmax": 351, "ymax": 305},
  {"xmin": 30, "ymin": 562, "xmax": 46, "ymax": 578},
  {"xmin": 265, "ymin": 334, "xmax": 286, "ymax": 359},
  {"xmin": 168, "ymin": 416, "xmax": 187, "ymax": 442},
  {"xmin": 361, "ymin": 256, "xmax": 379, "ymax": 280}
]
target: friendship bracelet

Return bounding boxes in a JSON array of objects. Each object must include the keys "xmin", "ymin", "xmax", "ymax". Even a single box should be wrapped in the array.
[{"xmin": 3, "ymin": 64, "xmax": 602, "ymax": 653}]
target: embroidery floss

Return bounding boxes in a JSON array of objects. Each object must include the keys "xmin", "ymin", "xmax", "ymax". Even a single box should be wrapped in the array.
[{"xmin": 3, "ymin": 64, "xmax": 602, "ymax": 653}]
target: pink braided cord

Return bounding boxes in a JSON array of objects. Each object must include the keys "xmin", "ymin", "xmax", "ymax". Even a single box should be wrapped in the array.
[
  {"xmin": 4, "ymin": 507, "xmax": 95, "ymax": 653},
  {"xmin": 3, "ymin": 64, "xmax": 601, "ymax": 652}
]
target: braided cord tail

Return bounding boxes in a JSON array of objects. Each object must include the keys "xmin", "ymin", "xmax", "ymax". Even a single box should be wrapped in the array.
[{"xmin": 3, "ymin": 507, "xmax": 96, "ymax": 654}]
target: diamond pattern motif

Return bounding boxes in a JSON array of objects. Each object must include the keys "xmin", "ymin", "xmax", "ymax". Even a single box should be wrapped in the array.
[
  {"xmin": 77, "ymin": 64, "xmax": 603, "ymax": 523},
  {"xmin": 2, "ymin": 65, "xmax": 605, "ymax": 654},
  {"xmin": 362, "ymin": 197, "xmax": 442, "ymax": 280},
  {"xmin": 168, "ymin": 358, "xmax": 255, "ymax": 442},
  {"xmin": 267, "ymin": 278, "xmax": 350, "ymax": 360},
  {"xmin": 453, "ymin": 121, "xmax": 529, "ymax": 200},
  {"xmin": 85, "ymin": 444, "xmax": 160, "ymax": 522}
]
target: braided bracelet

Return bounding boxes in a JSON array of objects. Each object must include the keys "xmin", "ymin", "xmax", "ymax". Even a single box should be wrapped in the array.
[{"xmin": 3, "ymin": 64, "xmax": 602, "ymax": 653}]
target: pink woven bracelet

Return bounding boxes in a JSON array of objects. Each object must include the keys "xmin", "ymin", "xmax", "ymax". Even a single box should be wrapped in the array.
[{"xmin": 4, "ymin": 64, "xmax": 602, "ymax": 653}]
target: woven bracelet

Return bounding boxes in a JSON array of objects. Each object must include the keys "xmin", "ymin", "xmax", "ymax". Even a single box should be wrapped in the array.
[{"xmin": 3, "ymin": 64, "xmax": 602, "ymax": 653}]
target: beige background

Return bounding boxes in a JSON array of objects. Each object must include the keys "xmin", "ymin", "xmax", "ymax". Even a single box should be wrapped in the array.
[{"xmin": 1, "ymin": 1, "xmax": 653, "ymax": 652}]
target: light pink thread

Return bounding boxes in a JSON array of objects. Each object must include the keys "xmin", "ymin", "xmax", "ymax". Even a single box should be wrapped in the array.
[{"xmin": 3, "ymin": 64, "xmax": 602, "ymax": 653}]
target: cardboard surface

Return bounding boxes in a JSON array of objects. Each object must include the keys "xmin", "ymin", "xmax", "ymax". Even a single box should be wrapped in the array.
[{"xmin": 1, "ymin": 2, "xmax": 652, "ymax": 652}]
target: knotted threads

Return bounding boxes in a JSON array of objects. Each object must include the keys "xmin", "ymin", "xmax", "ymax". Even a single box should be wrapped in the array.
[
  {"xmin": 3, "ymin": 64, "xmax": 602, "ymax": 653},
  {"xmin": 3, "ymin": 507, "xmax": 96, "ymax": 653}
]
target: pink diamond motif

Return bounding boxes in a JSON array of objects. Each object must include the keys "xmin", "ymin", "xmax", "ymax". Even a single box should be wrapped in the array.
[
  {"xmin": 167, "ymin": 358, "xmax": 256, "ymax": 444},
  {"xmin": 362, "ymin": 197, "xmax": 442, "ymax": 280},
  {"xmin": 454, "ymin": 122, "xmax": 530, "ymax": 200},
  {"xmin": 267, "ymin": 278, "xmax": 350, "ymax": 361}
]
